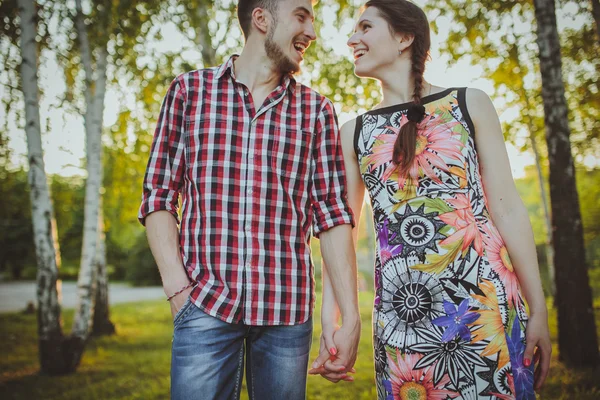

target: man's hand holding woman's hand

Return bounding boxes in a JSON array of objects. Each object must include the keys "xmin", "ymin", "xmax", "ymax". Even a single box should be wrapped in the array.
[{"xmin": 308, "ymin": 317, "xmax": 361, "ymax": 383}]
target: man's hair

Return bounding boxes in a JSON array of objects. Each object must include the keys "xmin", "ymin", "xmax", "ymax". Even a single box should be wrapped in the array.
[{"xmin": 237, "ymin": 0, "xmax": 280, "ymax": 40}]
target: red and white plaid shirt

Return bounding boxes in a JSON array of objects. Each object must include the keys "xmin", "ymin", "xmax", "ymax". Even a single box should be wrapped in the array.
[{"xmin": 139, "ymin": 55, "xmax": 354, "ymax": 325}]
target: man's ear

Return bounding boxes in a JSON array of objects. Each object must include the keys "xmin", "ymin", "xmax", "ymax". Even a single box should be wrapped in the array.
[
  {"xmin": 251, "ymin": 7, "xmax": 272, "ymax": 35},
  {"xmin": 396, "ymin": 32, "xmax": 415, "ymax": 53}
]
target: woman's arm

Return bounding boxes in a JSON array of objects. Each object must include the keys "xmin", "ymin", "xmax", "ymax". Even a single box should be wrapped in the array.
[
  {"xmin": 467, "ymin": 88, "xmax": 551, "ymax": 390},
  {"xmin": 310, "ymin": 118, "xmax": 366, "ymax": 382}
]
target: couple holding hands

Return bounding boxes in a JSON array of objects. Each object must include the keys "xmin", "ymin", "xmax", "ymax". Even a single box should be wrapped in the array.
[{"xmin": 139, "ymin": 0, "xmax": 551, "ymax": 399}]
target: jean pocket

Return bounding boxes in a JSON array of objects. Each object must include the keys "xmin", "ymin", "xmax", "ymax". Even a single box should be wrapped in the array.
[{"xmin": 173, "ymin": 297, "xmax": 193, "ymax": 328}]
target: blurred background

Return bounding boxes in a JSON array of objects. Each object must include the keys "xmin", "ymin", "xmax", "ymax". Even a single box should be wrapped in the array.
[{"xmin": 0, "ymin": 0, "xmax": 598, "ymax": 399}]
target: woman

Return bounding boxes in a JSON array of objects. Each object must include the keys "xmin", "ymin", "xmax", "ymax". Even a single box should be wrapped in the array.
[{"xmin": 309, "ymin": 1, "xmax": 551, "ymax": 399}]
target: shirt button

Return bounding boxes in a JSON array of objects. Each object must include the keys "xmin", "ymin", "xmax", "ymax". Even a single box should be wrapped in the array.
[
  {"xmin": 247, "ymin": 188, "xmax": 253, "ymax": 195},
  {"xmin": 245, "ymin": 261, "xmax": 251, "ymax": 268},
  {"xmin": 249, "ymin": 153, "xmax": 254, "ymax": 159},
  {"xmin": 245, "ymin": 223, "xmax": 251, "ymax": 231}
]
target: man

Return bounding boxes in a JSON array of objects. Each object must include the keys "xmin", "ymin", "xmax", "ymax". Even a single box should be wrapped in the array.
[{"xmin": 138, "ymin": 1, "xmax": 360, "ymax": 398}]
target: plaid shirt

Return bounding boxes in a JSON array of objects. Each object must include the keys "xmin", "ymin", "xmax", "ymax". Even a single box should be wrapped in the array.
[{"xmin": 139, "ymin": 55, "xmax": 354, "ymax": 325}]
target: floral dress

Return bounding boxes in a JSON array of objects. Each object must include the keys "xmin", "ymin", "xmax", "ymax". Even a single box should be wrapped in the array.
[{"xmin": 354, "ymin": 88, "xmax": 535, "ymax": 400}]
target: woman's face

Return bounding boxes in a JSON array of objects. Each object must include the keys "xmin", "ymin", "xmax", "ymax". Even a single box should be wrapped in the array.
[{"xmin": 347, "ymin": 6, "xmax": 401, "ymax": 78}]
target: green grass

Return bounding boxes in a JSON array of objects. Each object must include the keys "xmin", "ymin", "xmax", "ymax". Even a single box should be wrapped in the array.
[{"xmin": 0, "ymin": 292, "xmax": 599, "ymax": 399}]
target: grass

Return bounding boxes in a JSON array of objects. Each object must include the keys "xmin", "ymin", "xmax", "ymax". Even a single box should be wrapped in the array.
[{"xmin": 0, "ymin": 292, "xmax": 599, "ymax": 399}]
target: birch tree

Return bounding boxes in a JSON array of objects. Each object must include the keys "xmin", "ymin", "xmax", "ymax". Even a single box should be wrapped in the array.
[
  {"xmin": 93, "ymin": 201, "xmax": 115, "ymax": 335},
  {"xmin": 17, "ymin": 0, "xmax": 66, "ymax": 374},
  {"xmin": 65, "ymin": 0, "xmax": 108, "ymax": 368}
]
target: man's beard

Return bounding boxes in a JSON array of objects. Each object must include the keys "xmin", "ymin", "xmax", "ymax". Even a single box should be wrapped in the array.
[{"xmin": 265, "ymin": 25, "xmax": 300, "ymax": 75}]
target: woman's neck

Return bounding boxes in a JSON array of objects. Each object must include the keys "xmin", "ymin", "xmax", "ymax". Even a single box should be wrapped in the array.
[{"xmin": 375, "ymin": 61, "xmax": 430, "ymax": 108}]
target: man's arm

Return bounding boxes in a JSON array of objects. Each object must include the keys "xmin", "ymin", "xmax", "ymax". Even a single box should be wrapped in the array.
[
  {"xmin": 317, "ymin": 225, "xmax": 361, "ymax": 373},
  {"xmin": 307, "ymin": 99, "xmax": 361, "ymax": 375},
  {"xmin": 310, "ymin": 118, "xmax": 365, "ymax": 382},
  {"xmin": 138, "ymin": 75, "xmax": 192, "ymax": 316}
]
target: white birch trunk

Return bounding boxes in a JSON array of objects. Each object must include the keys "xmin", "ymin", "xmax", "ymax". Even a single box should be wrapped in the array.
[
  {"xmin": 18, "ymin": 0, "xmax": 66, "ymax": 374},
  {"xmin": 71, "ymin": 0, "xmax": 107, "ymax": 344},
  {"xmin": 92, "ymin": 192, "xmax": 115, "ymax": 335}
]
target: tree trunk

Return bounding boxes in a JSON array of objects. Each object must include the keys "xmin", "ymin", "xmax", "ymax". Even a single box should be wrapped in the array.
[
  {"xmin": 533, "ymin": 0, "xmax": 600, "ymax": 368},
  {"xmin": 592, "ymin": 0, "xmax": 600, "ymax": 45},
  {"xmin": 18, "ymin": 0, "xmax": 66, "ymax": 374},
  {"xmin": 92, "ymin": 198, "xmax": 115, "ymax": 336},
  {"xmin": 69, "ymin": 0, "xmax": 108, "ymax": 369},
  {"xmin": 195, "ymin": 1, "xmax": 217, "ymax": 67},
  {"xmin": 528, "ymin": 133, "xmax": 555, "ymax": 296}
]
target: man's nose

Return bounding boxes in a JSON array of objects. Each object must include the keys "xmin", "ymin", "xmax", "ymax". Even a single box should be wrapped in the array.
[{"xmin": 306, "ymin": 22, "xmax": 317, "ymax": 41}]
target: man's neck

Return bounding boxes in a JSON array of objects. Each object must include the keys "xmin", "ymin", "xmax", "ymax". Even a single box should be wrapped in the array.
[{"xmin": 233, "ymin": 44, "xmax": 284, "ymax": 93}]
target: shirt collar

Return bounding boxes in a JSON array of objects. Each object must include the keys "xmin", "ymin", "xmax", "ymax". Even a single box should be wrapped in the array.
[
  {"xmin": 216, "ymin": 54, "xmax": 297, "ymax": 90},
  {"xmin": 215, "ymin": 55, "xmax": 237, "ymax": 80}
]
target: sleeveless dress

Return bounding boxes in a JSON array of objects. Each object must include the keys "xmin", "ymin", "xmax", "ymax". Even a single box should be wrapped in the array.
[{"xmin": 354, "ymin": 88, "xmax": 535, "ymax": 400}]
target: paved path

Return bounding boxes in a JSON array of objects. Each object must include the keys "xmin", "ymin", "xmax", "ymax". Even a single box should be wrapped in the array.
[{"xmin": 0, "ymin": 281, "xmax": 164, "ymax": 313}]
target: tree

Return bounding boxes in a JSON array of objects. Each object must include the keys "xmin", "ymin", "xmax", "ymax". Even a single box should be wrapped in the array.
[
  {"xmin": 67, "ymin": 0, "xmax": 108, "ymax": 365},
  {"xmin": 533, "ymin": 0, "xmax": 599, "ymax": 367},
  {"xmin": 92, "ymin": 200, "xmax": 115, "ymax": 335},
  {"xmin": 17, "ymin": 0, "xmax": 66, "ymax": 374},
  {"xmin": 592, "ymin": 0, "xmax": 600, "ymax": 44}
]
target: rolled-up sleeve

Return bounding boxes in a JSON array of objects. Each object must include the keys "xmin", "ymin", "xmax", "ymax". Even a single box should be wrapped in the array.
[
  {"xmin": 310, "ymin": 98, "xmax": 355, "ymax": 237},
  {"xmin": 138, "ymin": 76, "xmax": 187, "ymax": 226}
]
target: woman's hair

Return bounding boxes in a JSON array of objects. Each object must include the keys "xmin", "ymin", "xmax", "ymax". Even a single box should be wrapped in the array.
[{"xmin": 365, "ymin": 0, "xmax": 431, "ymax": 173}]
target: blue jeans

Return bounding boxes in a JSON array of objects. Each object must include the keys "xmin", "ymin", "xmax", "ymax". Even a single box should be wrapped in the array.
[{"xmin": 171, "ymin": 297, "xmax": 313, "ymax": 400}]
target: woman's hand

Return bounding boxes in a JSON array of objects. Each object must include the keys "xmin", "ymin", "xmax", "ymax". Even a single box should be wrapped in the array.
[
  {"xmin": 308, "ymin": 321, "xmax": 354, "ymax": 383},
  {"xmin": 524, "ymin": 311, "xmax": 552, "ymax": 390}
]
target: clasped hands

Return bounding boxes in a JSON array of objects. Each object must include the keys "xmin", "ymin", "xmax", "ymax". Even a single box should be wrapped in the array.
[{"xmin": 308, "ymin": 319, "xmax": 361, "ymax": 383}]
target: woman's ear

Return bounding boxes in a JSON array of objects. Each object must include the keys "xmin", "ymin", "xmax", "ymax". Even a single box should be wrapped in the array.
[{"xmin": 397, "ymin": 33, "xmax": 415, "ymax": 53}]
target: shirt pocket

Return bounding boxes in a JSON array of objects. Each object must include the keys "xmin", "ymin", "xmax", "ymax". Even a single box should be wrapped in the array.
[{"xmin": 270, "ymin": 127, "xmax": 313, "ymax": 176}]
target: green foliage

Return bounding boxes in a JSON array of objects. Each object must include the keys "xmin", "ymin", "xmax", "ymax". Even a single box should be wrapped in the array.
[
  {"xmin": 514, "ymin": 164, "xmax": 600, "ymax": 261},
  {"xmin": 424, "ymin": 0, "xmax": 599, "ymax": 161},
  {"xmin": 124, "ymin": 232, "xmax": 161, "ymax": 286},
  {"xmin": 306, "ymin": 0, "xmax": 382, "ymax": 113},
  {"xmin": 0, "ymin": 166, "xmax": 35, "ymax": 279},
  {"xmin": 51, "ymin": 175, "xmax": 85, "ymax": 267}
]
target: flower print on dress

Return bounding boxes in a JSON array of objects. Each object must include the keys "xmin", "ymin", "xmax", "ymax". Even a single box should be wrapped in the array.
[
  {"xmin": 469, "ymin": 279, "xmax": 511, "ymax": 369},
  {"xmin": 376, "ymin": 220, "xmax": 404, "ymax": 307},
  {"xmin": 387, "ymin": 204, "xmax": 447, "ymax": 261},
  {"xmin": 374, "ymin": 334, "xmax": 389, "ymax": 376},
  {"xmin": 378, "ymin": 268, "xmax": 445, "ymax": 351},
  {"xmin": 432, "ymin": 298, "xmax": 480, "ymax": 342},
  {"xmin": 476, "ymin": 356, "xmax": 517, "ymax": 399},
  {"xmin": 506, "ymin": 318, "xmax": 535, "ymax": 400},
  {"xmin": 383, "ymin": 351, "xmax": 458, "ymax": 400},
  {"xmin": 355, "ymin": 90, "xmax": 535, "ymax": 399},
  {"xmin": 364, "ymin": 114, "xmax": 464, "ymax": 190},
  {"xmin": 438, "ymin": 194, "xmax": 484, "ymax": 257},
  {"xmin": 409, "ymin": 325, "xmax": 487, "ymax": 387},
  {"xmin": 411, "ymin": 193, "xmax": 484, "ymax": 275},
  {"xmin": 482, "ymin": 223, "xmax": 521, "ymax": 308},
  {"xmin": 378, "ymin": 220, "xmax": 404, "ymax": 264}
]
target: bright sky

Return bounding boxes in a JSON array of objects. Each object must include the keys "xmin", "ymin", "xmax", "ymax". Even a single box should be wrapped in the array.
[{"xmin": 3, "ymin": 0, "xmax": 589, "ymax": 179}]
